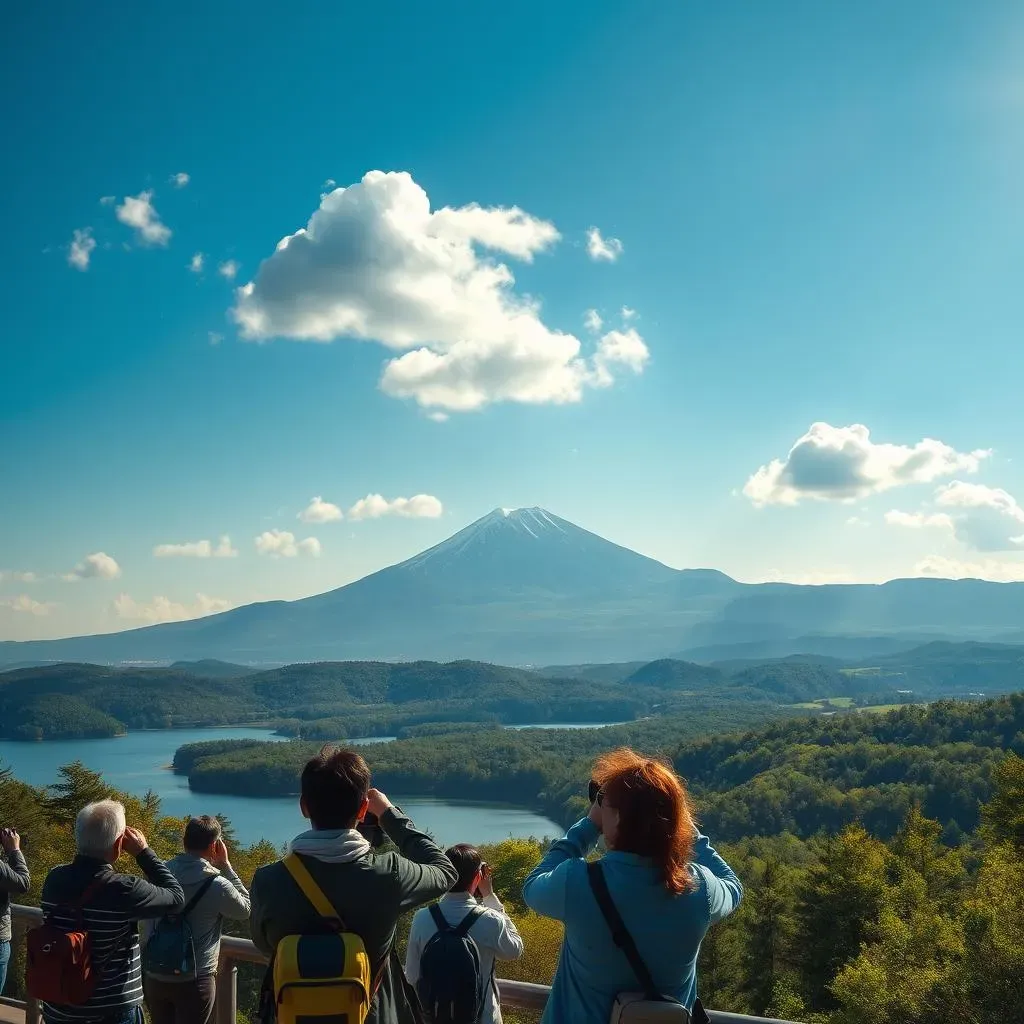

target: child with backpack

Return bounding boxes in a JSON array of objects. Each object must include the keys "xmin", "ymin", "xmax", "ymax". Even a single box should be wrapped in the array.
[
  {"xmin": 142, "ymin": 815, "xmax": 251, "ymax": 1024},
  {"xmin": 405, "ymin": 845, "xmax": 524, "ymax": 1024}
]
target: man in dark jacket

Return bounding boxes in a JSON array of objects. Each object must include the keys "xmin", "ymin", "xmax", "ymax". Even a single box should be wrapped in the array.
[
  {"xmin": 40, "ymin": 799, "xmax": 184, "ymax": 1024},
  {"xmin": 250, "ymin": 746, "xmax": 457, "ymax": 1024},
  {"xmin": 0, "ymin": 827, "xmax": 31, "ymax": 995}
]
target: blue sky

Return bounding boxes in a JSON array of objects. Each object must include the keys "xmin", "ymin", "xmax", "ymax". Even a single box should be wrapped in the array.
[{"xmin": 4, "ymin": 1, "xmax": 1024, "ymax": 641}]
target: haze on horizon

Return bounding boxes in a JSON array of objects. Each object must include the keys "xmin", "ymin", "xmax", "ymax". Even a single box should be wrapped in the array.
[{"xmin": 5, "ymin": 1, "xmax": 1024, "ymax": 642}]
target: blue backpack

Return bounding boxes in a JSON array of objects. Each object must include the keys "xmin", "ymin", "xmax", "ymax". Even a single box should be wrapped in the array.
[
  {"xmin": 143, "ymin": 876, "xmax": 216, "ymax": 979},
  {"xmin": 416, "ymin": 904, "xmax": 488, "ymax": 1024}
]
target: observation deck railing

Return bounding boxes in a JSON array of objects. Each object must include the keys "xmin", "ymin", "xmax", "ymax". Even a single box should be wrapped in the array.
[{"xmin": 1, "ymin": 905, "xmax": 799, "ymax": 1024}]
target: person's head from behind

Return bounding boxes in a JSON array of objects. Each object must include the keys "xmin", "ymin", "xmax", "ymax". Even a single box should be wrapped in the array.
[
  {"xmin": 75, "ymin": 799, "xmax": 127, "ymax": 863},
  {"xmin": 592, "ymin": 747, "xmax": 697, "ymax": 895},
  {"xmin": 183, "ymin": 815, "xmax": 222, "ymax": 859},
  {"xmin": 300, "ymin": 745, "xmax": 371, "ymax": 830},
  {"xmin": 446, "ymin": 844, "xmax": 484, "ymax": 894}
]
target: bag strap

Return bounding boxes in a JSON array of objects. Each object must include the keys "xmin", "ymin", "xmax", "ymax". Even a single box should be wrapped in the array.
[
  {"xmin": 178, "ymin": 875, "xmax": 217, "ymax": 919},
  {"xmin": 283, "ymin": 853, "xmax": 344, "ymax": 924},
  {"xmin": 586, "ymin": 862, "xmax": 658, "ymax": 999},
  {"xmin": 454, "ymin": 905, "xmax": 485, "ymax": 939},
  {"xmin": 428, "ymin": 903, "xmax": 449, "ymax": 934}
]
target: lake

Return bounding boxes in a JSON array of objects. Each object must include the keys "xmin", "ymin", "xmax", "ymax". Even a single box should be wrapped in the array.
[{"xmin": 0, "ymin": 727, "xmax": 566, "ymax": 848}]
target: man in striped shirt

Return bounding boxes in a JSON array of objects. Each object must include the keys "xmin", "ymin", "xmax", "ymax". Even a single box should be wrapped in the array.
[{"xmin": 40, "ymin": 800, "xmax": 184, "ymax": 1024}]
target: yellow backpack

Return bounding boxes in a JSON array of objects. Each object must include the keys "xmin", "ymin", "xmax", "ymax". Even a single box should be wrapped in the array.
[{"xmin": 270, "ymin": 853, "xmax": 374, "ymax": 1024}]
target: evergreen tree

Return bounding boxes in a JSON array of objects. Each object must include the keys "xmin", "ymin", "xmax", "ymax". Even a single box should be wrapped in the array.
[{"xmin": 740, "ymin": 857, "xmax": 797, "ymax": 1015}]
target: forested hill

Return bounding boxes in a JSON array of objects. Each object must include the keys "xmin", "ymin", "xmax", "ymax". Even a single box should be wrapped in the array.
[
  {"xmin": 4, "ymin": 641, "xmax": 1023, "ymax": 740},
  {"xmin": 178, "ymin": 691, "xmax": 1024, "ymax": 846}
]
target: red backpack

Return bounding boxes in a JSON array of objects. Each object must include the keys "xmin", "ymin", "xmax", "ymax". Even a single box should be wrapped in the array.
[{"xmin": 26, "ymin": 878, "xmax": 108, "ymax": 1005}]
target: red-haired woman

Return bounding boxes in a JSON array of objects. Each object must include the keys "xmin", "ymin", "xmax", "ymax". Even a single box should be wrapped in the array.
[{"xmin": 522, "ymin": 748, "xmax": 741, "ymax": 1022}]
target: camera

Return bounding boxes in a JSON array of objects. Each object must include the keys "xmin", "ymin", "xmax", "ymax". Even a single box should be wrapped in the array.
[
  {"xmin": 588, "ymin": 779, "xmax": 600, "ymax": 804},
  {"xmin": 356, "ymin": 811, "xmax": 386, "ymax": 849}
]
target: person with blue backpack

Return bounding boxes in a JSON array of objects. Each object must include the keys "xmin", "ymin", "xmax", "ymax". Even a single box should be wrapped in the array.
[
  {"xmin": 142, "ymin": 815, "xmax": 251, "ymax": 1024},
  {"xmin": 405, "ymin": 844, "xmax": 524, "ymax": 1024}
]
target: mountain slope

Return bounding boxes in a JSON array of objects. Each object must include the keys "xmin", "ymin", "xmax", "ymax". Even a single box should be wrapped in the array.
[{"xmin": 4, "ymin": 506, "xmax": 1024, "ymax": 666}]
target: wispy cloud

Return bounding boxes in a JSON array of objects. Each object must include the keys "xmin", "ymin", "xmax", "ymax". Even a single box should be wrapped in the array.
[
  {"xmin": 115, "ymin": 592, "xmax": 231, "ymax": 624},
  {"xmin": 116, "ymin": 190, "xmax": 171, "ymax": 246},
  {"xmin": 170, "ymin": 172, "xmax": 190, "ymax": 188},
  {"xmin": 348, "ymin": 493, "xmax": 443, "ymax": 520},
  {"xmin": 586, "ymin": 227, "xmax": 623, "ymax": 262},
  {"xmin": 299, "ymin": 497, "xmax": 344, "ymax": 523},
  {"xmin": 153, "ymin": 536, "xmax": 238, "ymax": 558},
  {"xmin": 68, "ymin": 228, "xmax": 96, "ymax": 271},
  {"xmin": 1, "ymin": 594, "xmax": 56, "ymax": 616},
  {"xmin": 218, "ymin": 259, "xmax": 240, "ymax": 280},
  {"xmin": 188, "ymin": 252, "xmax": 205, "ymax": 273},
  {"xmin": 254, "ymin": 530, "xmax": 321, "ymax": 557}
]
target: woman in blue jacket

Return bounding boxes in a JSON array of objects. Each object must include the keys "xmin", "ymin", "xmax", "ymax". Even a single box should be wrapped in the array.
[{"xmin": 522, "ymin": 748, "xmax": 742, "ymax": 1023}]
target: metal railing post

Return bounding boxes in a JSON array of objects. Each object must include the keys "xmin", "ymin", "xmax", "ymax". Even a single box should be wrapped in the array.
[{"xmin": 215, "ymin": 954, "xmax": 237, "ymax": 1024}]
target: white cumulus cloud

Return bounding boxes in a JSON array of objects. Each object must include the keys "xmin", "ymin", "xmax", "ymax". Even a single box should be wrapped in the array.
[
  {"xmin": 171, "ymin": 172, "xmax": 190, "ymax": 188},
  {"xmin": 255, "ymin": 530, "xmax": 321, "ymax": 557},
  {"xmin": 934, "ymin": 481, "xmax": 1024, "ymax": 551},
  {"xmin": 115, "ymin": 190, "xmax": 171, "ymax": 246},
  {"xmin": 115, "ymin": 592, "xmax": 232, "ymax": 624},
  {"xmin": 219, "ymin": 259, "xmax": 240, "ymax": 280},
  {"xmin": 884, "ymin": 509, "xmax": 954, "ymax": 530},
  {"xmin": 348, "ymin": 493, "xmax": 444, "ymax": 520},
  {"xmin": 914, "ymin": 554, "xmax": 1024, "ymax": 583},
  {"xmin": 592, "ymin": 328, "xmax": 650, "ymax": 386},
  {"xmin": 152, "ymin": 536, "xmax": 238, "ymax": 558},
  {"xmin": 299, "ymin": 497, "xmax": 344, "ymax": 523},
  {"xmin": 231, "ymin": 171, "xmax": 647, "ymax": 412},
  {"xmin": 583, "ymin": 309, "xmax": 603, "ymax": 333},
  {"xmin": 744, "ymin": 423, "xmax": 990, "ymax": 506},
  {"xmin": 586, "ymin": 227, "xmax": 623, "ymax": 262},
  {"xmin": 189, "ymin": 252, "xmax": 205, "ymax": 273},
  {"xmin": 0, "ymin": 570, "xmax": 38, "ymax": 583},
  {"xmin": 65, "ymin": 552, "xmax": 121, "ymax": 581},
  {"xmin": 1, "ymin": 594, "xmax": 55, "ymax": 616},
  {"xmin": 68, "ymin": 228, "xmax": 96, "ymax": 271}
]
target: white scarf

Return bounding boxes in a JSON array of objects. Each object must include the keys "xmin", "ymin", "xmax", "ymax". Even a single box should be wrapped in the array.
[{"xmin": 287, "ymin": 828, "xmax": 371, "ymax": 864}]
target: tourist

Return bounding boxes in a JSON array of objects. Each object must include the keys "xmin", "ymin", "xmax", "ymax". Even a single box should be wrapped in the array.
[
  {"xmin": 249, "ymin": 745, "xmax": 457, "ymax": 1024},
  {"xmin": 0, "ymin": 827, "xmax": 31, "ymax": 995},
  {"xmin": 405, "ymin": 844, "xmax": 524, "ymax": 1024},
  {"xmin": 38, "ymin": 801, "xmax": 184, "ymax": 1024},
  {"xmin": 142, "ymin": 815, "xmax": 251, "ymax": 1024},
  {"xmin": 522, "ymin": 748, "xmax": 743, "ymax": 1023}
]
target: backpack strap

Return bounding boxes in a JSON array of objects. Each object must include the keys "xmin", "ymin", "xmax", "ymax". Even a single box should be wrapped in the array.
[
  {"xmin": 586, "ymin": 861, "xmax": 658, "ymax": 999},
  {"xmin": 283, "ymin": 853, "xmax": 344, "ymax": 923},
  {"xmin": 453, "ymin": 905, "xmax": 486, "ymax": 939},
  {"xmin": 177, "ymin": 875, "xmax": 216, "ymax": 919},
  {"xmin": 428, "ymin": 903, "xmax": 450, "ymax": 934}
]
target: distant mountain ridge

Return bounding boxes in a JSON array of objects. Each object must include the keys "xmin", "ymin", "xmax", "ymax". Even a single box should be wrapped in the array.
[{"xmin": 3, "ymin": 506, "xmax": 1024, "ymax": 666}]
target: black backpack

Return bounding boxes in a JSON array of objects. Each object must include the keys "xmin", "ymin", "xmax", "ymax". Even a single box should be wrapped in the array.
[
  {"xmin": 143, "ymin": 876, "xmax": 216, "ymax": 979},
  {"xmin": 416, "ymin": 904, "xmax": 488, "ymax": 1024}
]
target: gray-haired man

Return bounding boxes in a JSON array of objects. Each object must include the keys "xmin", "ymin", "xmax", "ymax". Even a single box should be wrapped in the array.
[{"xmin": 39, "ymin": 799, "xmax": 183, "ymax": 1024}]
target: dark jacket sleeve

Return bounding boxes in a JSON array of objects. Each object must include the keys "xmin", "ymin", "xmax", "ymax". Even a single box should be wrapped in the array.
[
  {"xmin": 248, "ymin": 866, "xmax": 274, "ymax": 957},
  {"xmin": 0, "ymin": 850, "xmax": 31, "ymax": 895},
  {"xmin": 381, "ymin": 807, "xmax": 458, "ymax": 912},
  {"xmin": 114, "ymin": 848, "xmax": 185, "ymax": 920}
]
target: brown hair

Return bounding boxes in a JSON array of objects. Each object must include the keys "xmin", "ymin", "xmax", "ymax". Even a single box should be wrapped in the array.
[
  {"xmin": 445, "ymin": 844, "xmax": 483, "ymax": 892},
  {"xmin": 593, "ymin": 747, "xmax": 697, "ymax": 895},
  {"xmin": 301, "ymin": 746, "xmax": 371, "ymax": 829},
  {"xmin": 183, "ymin": 815, "xmax": 222, "ymax": 853}
]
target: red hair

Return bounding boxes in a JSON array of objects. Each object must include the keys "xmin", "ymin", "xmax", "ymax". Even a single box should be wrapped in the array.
[{"xmin": 593, "ymin": 747, "xmax": 697, "ymax": 895}]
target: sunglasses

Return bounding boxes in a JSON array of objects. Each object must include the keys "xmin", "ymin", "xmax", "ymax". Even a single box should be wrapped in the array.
[{"xmin": 588, "ymin": 779, "xmax": 605, "ymax": 806}]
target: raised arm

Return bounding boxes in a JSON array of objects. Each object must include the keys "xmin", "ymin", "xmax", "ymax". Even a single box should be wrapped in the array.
[
  {"xmin": 381, "ymin": 806, "xmax": 458, "ymax": 911},
  {"xmin": 212, "ymin": 867, "xmax": 251, "ymax": 921},
  {"xmin": 117, "ymin": 832, "xmax": 185, "ymax": 919},
  {"xmin": 481, "ymin": 893, "xmax": 524, "ymax": 960},
  {"xmin": 522, "ymin": 817, "xmax": 600, "ymax": 922},
  {"xmin": 692, "ymin": 831, "xmax": 743, "ymax": 922},
  {"xmin": 0, "ymin": 848, "xmax": 31, "ymax": 897}
]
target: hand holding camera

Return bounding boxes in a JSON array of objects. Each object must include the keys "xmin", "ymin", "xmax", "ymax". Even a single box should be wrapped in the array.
[
  {"xmin": 588, "ymin": 779, "xmax": 603, "ymax": 828},
  {"xmin": 0, "ymin": 828, "xmax": 20, "ymax": 853},
  {"xmin": 475, "ymin": 862, "xmax": 494, "ymax": 899}
]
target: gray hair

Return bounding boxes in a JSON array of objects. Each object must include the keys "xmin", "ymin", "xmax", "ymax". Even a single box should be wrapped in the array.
[{"xmin": 75, "ymin": 799, "xmax": 126, "ymax": 857}]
